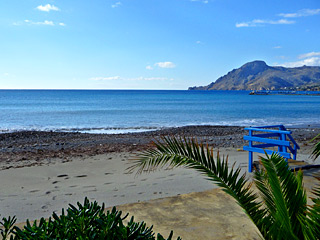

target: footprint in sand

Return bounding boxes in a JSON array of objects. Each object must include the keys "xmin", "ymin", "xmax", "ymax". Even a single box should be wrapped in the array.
[
  {"xmin": 75, "ymin": 175, "xmax": 87, "ymax": 178},
  {"xmin": 140, "ymin": 178, "xmax": 147, "ymax": 181},
  {"xmin": 138, "ymin": 192, "xmax": 144, "ymax": 195},
  {"xmin": 69, "ymin": 185, "xmax": 77, "ymax": 188},
  {"xmin": 104, "ymin": 172, "xmax": 113, "ymax": 175},
  {"xmin": 84, "ymin": 189, "xmax": 97, "ymax": 193},
  {"xmin": 104, "ymin": 182, "xmax": 112, "ymax": 185},
  {"xmin": 52, "ymin": 181, "xmax": 60, "ymax": 184},
  {"xmin": 168, "ymin": 174, "xmax": 175, "ymax": 177},
  {"xmin": 127, "ymin": 184, "xmax": 137, "ymax": 187},
  {"xmin": 29, "ymin": 190, "xmax": 40, "ymax": 193},
  {"xmin": 156, "ymin": 176, "xmax": 166, "ymax": 180},
  {"xmin": 83, "ymin": 185, "xmax": 96, "ymax": 188},
  {"xmin": 57, "ymin": 174, "xmax": 68, "ymax": 178}
]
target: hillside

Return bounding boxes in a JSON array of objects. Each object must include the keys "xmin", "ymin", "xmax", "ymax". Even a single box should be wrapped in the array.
[{"xmin": 189, "ymin": 60, "xmax": 320, "ymax": 90}]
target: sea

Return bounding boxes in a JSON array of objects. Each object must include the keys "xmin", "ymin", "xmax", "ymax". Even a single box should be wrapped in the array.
[{"xmin": 0, "ymin": 90, "xmax": 319, "ymax": 134}]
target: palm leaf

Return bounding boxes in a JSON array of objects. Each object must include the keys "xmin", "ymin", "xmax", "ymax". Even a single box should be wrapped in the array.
[
  {"xmin": 129, "ymin": 136, "xmax": 320, "ymax": 240},
  {"xmin": 310, "ymin": 133, "xmax": 320, "ymax": 160},
  {"xmin": 254, "ymin": 153, "xmax": 308, "ymax": 240},
  {"xmin": 129, "ymin": 137, "xmax": 266, "ymax": 233}
]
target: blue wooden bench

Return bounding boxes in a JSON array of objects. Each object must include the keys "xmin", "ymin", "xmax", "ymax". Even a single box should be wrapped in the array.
[{"xmin": 243, "ymin": 125, "xmax": 300, "ymax": 172}]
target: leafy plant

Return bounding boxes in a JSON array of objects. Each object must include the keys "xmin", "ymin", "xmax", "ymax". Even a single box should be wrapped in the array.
[
  {"xmin": 129, "ymin": 136, "xmax": 320, "ymax": 240},
  {"xmin": 0, "ymin": 216, "xmax": 16, "ymax": 240},
  {"xmin": 310, "ymin": 133, "xmax": 320, "ymax": 160},
  {"xmin": 0, "ymin": 197, "xmax": 181, "ymax": 240}
]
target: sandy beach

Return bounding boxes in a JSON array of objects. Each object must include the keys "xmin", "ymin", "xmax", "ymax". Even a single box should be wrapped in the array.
[{"xmin": 1, "ymin": 126, "xmax": 319, "ymax": 229}]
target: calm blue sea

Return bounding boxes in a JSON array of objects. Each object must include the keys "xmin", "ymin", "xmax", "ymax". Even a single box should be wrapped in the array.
[{"xmin": 0, "ymin": 90, "xmax": 319, "ymax": 133}]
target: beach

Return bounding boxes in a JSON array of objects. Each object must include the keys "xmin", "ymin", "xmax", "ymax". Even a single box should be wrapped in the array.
[{"xmin": 1, "ymin": 125, "xmax": 320, "ymax": 238}]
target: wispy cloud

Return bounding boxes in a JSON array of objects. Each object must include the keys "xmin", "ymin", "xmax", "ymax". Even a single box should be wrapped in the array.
[
  {"xmin": 111, "ymin": 2, "xmax": 122, "ymax": 8},
  {"xmin": 25, "ymin": 19, "xmax": 54, "ymax": 25},
  {"xmin": 278, "ymin": 8, "xmax": 320, "ymax": 18},
  {"xmin": 280, "ymin": 57, "xmax": 320, "ymax": 67},
  {"xmin": 273, "ymin": 46, "xmax": 282, "ymax": 49},
  {"xmin": 36, "ymin": 4, "xmax": 60, "ymax": 12},
  {"xmin": 298, "ymin": 51, "xmax": 320, "ymax": 59},
  {"xmin": 146, "ymin": 66, "xmax": 153, "ymax": 70},
  {"xmin": 278, "ymin": 51, "xmax": 320, "ymax": 67},
  {"xmin": 14, "ymin": 20, "xmax": 65, "ymax": 26},
  {"xmin": 90, "ymin": 76, "xmax": 172, "ymax": 81},
  {"xmin": 236, "ymin": 19, "xmax": 295, "ymax": 28},
  {"xmin": 155, "ymin": 62, "xmax": 176, "ymax": 68},
  {"xmin": 190, "ymin": 0, "xmax": 209, "ymax": 3}
]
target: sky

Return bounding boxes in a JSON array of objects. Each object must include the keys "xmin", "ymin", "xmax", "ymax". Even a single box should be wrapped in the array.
[{"xmin": 0, "ymin": 0, "xmax": 319, "ymax": 90}]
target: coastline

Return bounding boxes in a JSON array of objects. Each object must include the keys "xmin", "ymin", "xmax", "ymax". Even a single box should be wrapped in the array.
[
  {"xmin": 1, "ymin": 125, "xmax": 319, "ymax": 223},
  {"xmin": 1, "ymin": 125, "xmax": 319, "ymax": 170}
]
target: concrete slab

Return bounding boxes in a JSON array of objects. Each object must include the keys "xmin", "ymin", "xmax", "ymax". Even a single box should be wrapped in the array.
[{"xmin": 116, "ymin": 188, "xmax": 262, "ymax": 240}]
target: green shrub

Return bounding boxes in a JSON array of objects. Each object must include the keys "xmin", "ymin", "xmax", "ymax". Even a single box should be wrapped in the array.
[{"xmin": 0, "ymin": 198, "xmax": 181, "ymax": 240}]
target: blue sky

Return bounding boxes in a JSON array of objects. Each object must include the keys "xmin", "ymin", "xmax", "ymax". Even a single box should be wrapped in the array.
[{"xmin": 0, "ymin": 0, "xmax": 319, "ymax": 89}]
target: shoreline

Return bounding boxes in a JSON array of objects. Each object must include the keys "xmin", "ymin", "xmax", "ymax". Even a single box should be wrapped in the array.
[
  {"xmin": 1, "ymin": 125, "xmax": 319, "ymax": 222},
  {"xmin": 0, "ymin": 125, "xmax": 319, "ymax": 170}
]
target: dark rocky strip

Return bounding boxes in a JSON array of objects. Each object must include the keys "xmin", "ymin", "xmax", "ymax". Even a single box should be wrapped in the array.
[{"xmin": 0, "ymin": 125, "xmax": 319, "ymax": 170}]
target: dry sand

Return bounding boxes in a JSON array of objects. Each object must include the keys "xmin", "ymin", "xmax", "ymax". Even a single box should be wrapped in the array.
[{"xmin": 0, "ymin": 147, "xmax": 314, "ymax": 222}]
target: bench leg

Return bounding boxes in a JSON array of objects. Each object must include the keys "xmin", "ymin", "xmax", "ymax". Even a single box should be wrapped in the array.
[{"xmin": 248, "ymin": 151, "xmax": 253, "ymax": 172}]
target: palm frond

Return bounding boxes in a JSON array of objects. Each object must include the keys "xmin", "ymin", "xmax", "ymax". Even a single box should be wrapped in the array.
[
  {"xmin": 311, "ymin": 141, "xmax": 320, "ymax": 160},
  {"xmin": 304, "ymin": 173, "xmax": 320, "ymax": 238},
  {"xmin": 310, "ymin": 133, "xmax": 320, "ymax": 160},
  {"xmin": 129, "ymin": 136, "xmax": 266, "ymax": 232},
  {"xmin": 129, "ymin": 136, "xmax": 320, "ymax": 240},
  {"xmin": 254, "ymin": 153, "xmax": 308, "ymax": 239}
]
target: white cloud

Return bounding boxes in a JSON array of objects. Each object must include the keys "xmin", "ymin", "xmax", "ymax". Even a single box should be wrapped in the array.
[
  {"xmin": 298, "ymin": 51, "xmax": 320, "ymax": 59},
  {"xmin": 111, "ymin": 2, "xmax": 122, "ymax": 8},
  {"xmin": 196, "ymin": 40, "xmax": 204, "ymax": 44},
  {"xmin": 279, "ymin": 57, "xmax": 320, "ymax": 67},
  {"xmin": 273, "ymin": 46, "xmax": 282, "ymax": 49},
  {"xmin": 14, "ymin": 20, "xmax": 65, "ymax": 26},
  {"xmin": 36, "ymin": 4, "xmax": 60, "ymax": 12},
  {"xmin": 90, "ymin": 76, "xmax": 172, "ymax": 81},
  {"xmin": 236, "ymin": 19, "xmax": 295, "ymax": 27},
  {"xmin": 90, "ymin": 76, "xmax": 121, "ymax": 81},
  {"xmin": 146, "ymin": 65, "xmax": 153, "ymax": 70},
  {"xmin": 155, "ymin": 62, "xmax": 176, "ymax": 68},
  {"xmin": 190, "ymin": 0, "xmax": 209, "ymax": 3},
  {"xmin": 24, "ymin": 19, "xmax": 54, "ymax": 25},
  {"xmin": 278, "ymin": 9, "xmax": 320, "ymax": 18}
]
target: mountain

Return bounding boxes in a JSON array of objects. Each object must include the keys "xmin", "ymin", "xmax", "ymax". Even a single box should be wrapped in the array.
[{"xmin": 189, "ymin": 60, "xmax": 320, "ymax": 90}]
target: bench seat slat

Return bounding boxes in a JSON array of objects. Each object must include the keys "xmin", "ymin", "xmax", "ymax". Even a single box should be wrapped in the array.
[
  {"xmin": 252, "ymin": 133, "xmax": 281, "ymax": 138},
  {"xmin": 243, "ymin": 146, "xmax": 291, "ymax": 158},
  {"xmin": 244, "ymin": 127, "xmax": 291, "ymax": 134},
  {"xmin": 244, "ymin": 136, "xmax": 291, "ymax": 146}
]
